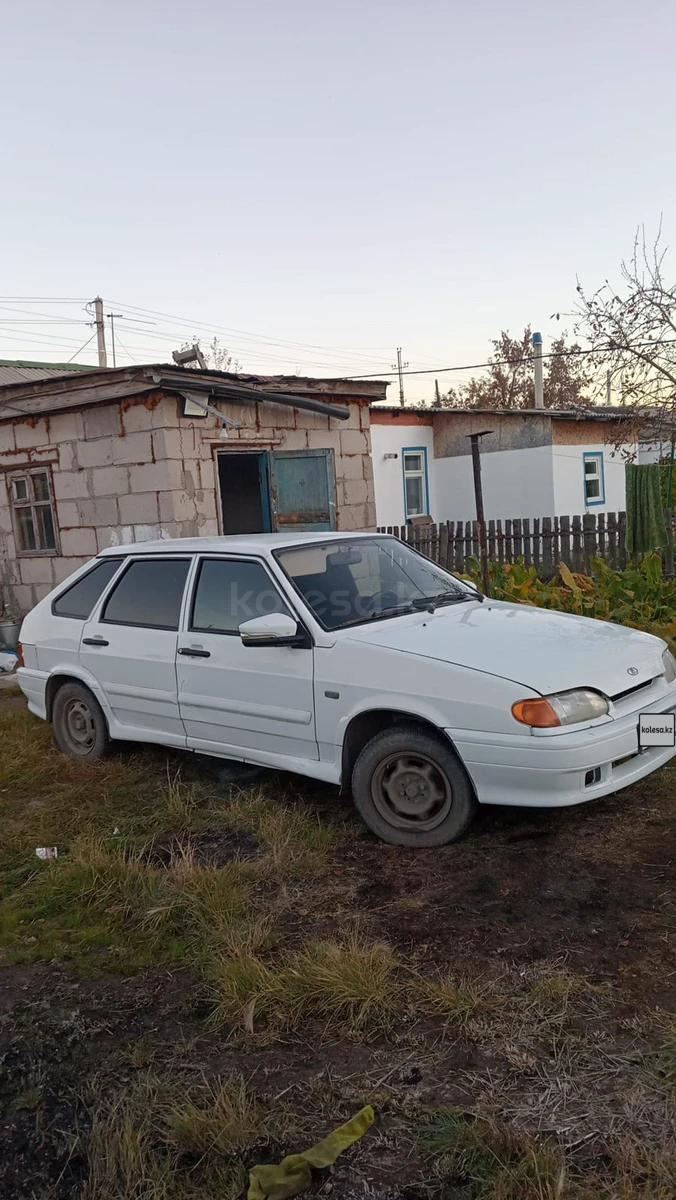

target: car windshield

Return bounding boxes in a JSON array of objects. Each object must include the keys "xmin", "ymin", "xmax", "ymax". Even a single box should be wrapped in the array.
[{"xmin": 275, "ymin": 537, "xmax": 477, "ymax": 631}]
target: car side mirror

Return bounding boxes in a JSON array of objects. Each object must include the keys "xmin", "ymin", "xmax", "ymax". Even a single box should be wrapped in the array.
[{"xmin": 239, "ymin": 613, "xmax": 308, "ymax": 648}]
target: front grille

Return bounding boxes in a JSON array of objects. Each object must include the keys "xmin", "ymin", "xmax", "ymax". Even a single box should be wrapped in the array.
[
  {"xmin": 612, "ymin": 750, "xmax": 642, "ymax": 769},
  {"xmin": 610, "ymin": 676, "xmax": 658, "ymax": 703}
]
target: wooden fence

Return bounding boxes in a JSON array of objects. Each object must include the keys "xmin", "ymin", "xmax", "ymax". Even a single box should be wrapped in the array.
[{"xmin": 377, "ymin": 512, "xmax": 628, "ymax": 576}]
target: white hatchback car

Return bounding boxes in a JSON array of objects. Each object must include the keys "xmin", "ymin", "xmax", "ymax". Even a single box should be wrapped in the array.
[{"xmin": 17, "ymin": 532, "xmax": 676, "ymax": 846}]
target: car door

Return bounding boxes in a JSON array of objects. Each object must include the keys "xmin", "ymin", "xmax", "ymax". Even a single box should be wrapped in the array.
[
  {"xmin": 176, "ymin": 555, "xmax": 318, "ymax": 763},
  {"xmin": 80, "ymin": 555, "xmax": 191, "ymax": 746}
]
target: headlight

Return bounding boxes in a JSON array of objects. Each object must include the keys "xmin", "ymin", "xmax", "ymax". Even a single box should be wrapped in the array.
[
  {"xmin": 512, "ymin": 688, "xmax": 609, "ymax": 728},
  {"xmin": 663, "ymin": 648, "xmax": 676, "ymax": 684}
]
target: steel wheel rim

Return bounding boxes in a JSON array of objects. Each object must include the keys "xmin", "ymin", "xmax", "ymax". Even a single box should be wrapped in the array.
[
  {"xmin": 64, "ymin": 698, "xmax": 96, "ymax": 753},
  {"xmin": 371, "ymin": 751, "xmax": 453, "ymax": 832}
]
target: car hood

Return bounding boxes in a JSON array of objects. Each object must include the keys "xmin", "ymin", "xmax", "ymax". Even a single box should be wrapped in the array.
[{"xmin": 344, "ymin": 599, "xmax": 665, "ymax": 697}]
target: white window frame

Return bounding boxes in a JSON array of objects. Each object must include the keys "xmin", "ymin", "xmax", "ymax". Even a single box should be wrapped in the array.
[
  {"xmin": 402, "ymin": 446, "xmax": 430, "ymax": 520},
  {"xmin": 583, "ymin": 452, "xmax": 605, "ymax": 507},
  {"xmin": 8, "ymin": 466, "xmax": 60, "ymax": 556}
]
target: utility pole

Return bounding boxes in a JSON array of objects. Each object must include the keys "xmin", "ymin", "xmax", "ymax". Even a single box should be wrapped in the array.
[
  {"xmin": 466, "ymin": 431, "xmax": 493, "ymax": 597},
  {"xmin": 392, "ymin": 347, "xmax": 409, "ymax": 407},
  {"xmin": 106, "ymin": 312, "xmax": 123, "ymax": 368},
  {"xmin": 93, "ymin": 296, "xmax": 107, "ymax": 368},
  {"xmin": 434, "ymin": 378, "xmax": 441, "ymax": 404},
  {"xmin": 606, "ymin": 370, "xmax": 612, "ymax": 407},
  {"xmin": 532, "ymin": 330, "xmax": 544, "ymax": 408}
]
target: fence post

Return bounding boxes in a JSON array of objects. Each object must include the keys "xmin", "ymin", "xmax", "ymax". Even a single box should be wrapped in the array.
[
  {"xmin": 571, "ymin": 515, "xmax": 583, "ymax": 570},
  {"xmin": 488, "ymin": 519, "xmax": 496, "ymax": 561},
  {"xmin": 522, "ymin": 518, "xmax": 531, "ymax": 566},
  {"xmin": 439, "ymin": 522, "xmax": 449, "ymax": 569},
  {"xmin": 464, "ymin": 521, "xmax": 473, "ymax": 566},
  {"xmin": 513, "ymin": 517, "xmax": 523, "ymax": 560},
  {"xmin": 496, "ymin": 519, "xmax": 504, "ymax": 564},
  {"xmin": 606, "ymin": 512, "xmax": 618, "ymax": 569},
  {"xmin": 504, "ymin": 519, "xmax": 513, "ymax": 564},
  {"xmin": 532, "ymin": 517, "xmax": 541, "ymax": 571},
  {"xmin": 559, "ymin": 515, "xmax": 571, "ymax": 566},
  {"xmin": 553, "ymin": 516, "xmax": 560, "ymax": 565},
  {"xmin": 597, "ymin": 512, "xmax": 606, "ymax": 562},
  {"xmin": 583, "ymin": 512, "xmax": 596, "ymax": 571},
  {"xmin": 542, "ymin": 516, "xmax": 553, "ymax": 575},
  {"xmin": 618, "ymin": 512, "xmax": 627, "ymax": 568}
]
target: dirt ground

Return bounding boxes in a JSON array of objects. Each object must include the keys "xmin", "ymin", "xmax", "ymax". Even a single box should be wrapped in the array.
[{"xmin": 0, "ymin": 687, "xmax": 674, "ymax": 1199}]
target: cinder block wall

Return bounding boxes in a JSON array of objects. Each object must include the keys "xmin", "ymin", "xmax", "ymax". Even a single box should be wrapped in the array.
[{"xmin": 0, "ymin": 390, "xmax": 376, "ymax": 613}]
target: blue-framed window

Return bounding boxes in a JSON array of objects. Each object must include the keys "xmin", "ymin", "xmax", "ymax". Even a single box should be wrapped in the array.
[
  {"xmin": 583, "ymin": 452, "xmax": 605, "ymax": 506},
  {"xmin": 402, "ymin": 446, "xmax": 430, "ymax": 519}
]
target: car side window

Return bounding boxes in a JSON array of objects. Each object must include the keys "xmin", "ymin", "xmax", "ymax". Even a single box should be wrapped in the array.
[
  {"xmin": 101, "ymin": 559, "xmax": 190, "ymax": 630},
  {"xmin": 52, "ymin": 558, "xmax": 123, "ymax": 619},
  {"xmin": 190, "ymin": 558, "xmax": 291, "ymax": 635}
]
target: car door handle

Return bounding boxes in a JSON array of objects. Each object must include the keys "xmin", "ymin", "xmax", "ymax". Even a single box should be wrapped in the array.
[
  {"xmin": 82, "ymin": 637, "xmax": 109, "ymax": 646},
  {"xmin": 178, "ymin": 647, "xmax": 211, "ymax": 658}
]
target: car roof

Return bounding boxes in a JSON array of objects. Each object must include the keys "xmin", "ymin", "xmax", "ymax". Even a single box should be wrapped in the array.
[{"xmin": 96, "ymin": 531, "xmax": 389, "ymax": 557}]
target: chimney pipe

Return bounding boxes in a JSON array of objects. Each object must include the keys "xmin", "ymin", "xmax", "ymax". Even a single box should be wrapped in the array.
[{"xmin": 532, "ymin": 330, "xmax": 544, "ymax": 409}]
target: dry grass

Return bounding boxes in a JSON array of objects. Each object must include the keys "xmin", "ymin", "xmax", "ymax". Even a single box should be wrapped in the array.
[
  {"xmin": 420, "ymin": 1111, "xmax": 567, "ymax": 1199},
  {"xmin": 2, "ymin": 691, "xmax": 675, "ymax": 1199},
  {"xmin": 160, "ymin": 1075, "xmax": 266, "ymax": 1156},
  {"xmin": 285, "ymin": 932, "xmax": 403, "ymax": 1032},
  {"xmin": 414, "ymin": 969, "xmax": 506, "ymax": 1024},
  {"xmin": 84, "ymin": 1074, "xmax": 254, "ymax": 1200}
]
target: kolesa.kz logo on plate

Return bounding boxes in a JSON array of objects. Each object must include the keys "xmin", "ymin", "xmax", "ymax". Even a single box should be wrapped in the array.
[{"xmin": 638, "ymin": 713, "xmax": 676, "ymax": 747}]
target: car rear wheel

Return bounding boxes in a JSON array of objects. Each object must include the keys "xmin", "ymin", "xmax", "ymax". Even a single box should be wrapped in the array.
[
  {"xmin": 52, "ymin": 682, "xmax": 111, "ymax": 761},
  {"xmin": 351, "ymin": 725, "xmax": 476, "ymax": 847}
]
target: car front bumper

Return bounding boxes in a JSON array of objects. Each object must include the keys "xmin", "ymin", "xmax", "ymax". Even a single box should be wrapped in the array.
[{"xmin": 448, "ymin": 687, "xmax": 676, "ymax": 808}]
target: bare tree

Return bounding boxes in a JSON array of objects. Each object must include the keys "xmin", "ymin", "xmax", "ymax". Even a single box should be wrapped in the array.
[
  {"xmin": 574, "ymin": 225, "xmax": 676, "ymax": 442},
  {"xmin": 439, "ymin": 327, "xmax": 590, "ymax": 410}
]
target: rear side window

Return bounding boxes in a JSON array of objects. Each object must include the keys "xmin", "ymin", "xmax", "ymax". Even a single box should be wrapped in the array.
[
  {"xmin": 102, "ymin": 559, "xmax": 190, "ymax": 629},
  {"xmin": 191, "ymin": 558, "xmax": 291, "ymax": 634},
  {"xmin": 52, "ymin": 559, "xmax": 123, "ymax": 619}
]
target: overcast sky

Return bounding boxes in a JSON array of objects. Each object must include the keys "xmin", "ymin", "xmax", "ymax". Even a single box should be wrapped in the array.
[{"xmin": 1, "ymin": 0, "xmax": 674, "ymax": 400}]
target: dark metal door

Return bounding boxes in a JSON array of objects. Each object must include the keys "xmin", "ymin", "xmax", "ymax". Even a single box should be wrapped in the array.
[{"xmin": 269, "ymin": 449, "xmax": 337, "ymax": 531}]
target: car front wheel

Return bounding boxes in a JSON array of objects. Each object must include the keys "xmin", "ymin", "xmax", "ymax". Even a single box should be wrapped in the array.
[
  {"xmin": 351, "ymin": 725, "xmax": 476, "ymax": 847},
  {"xmin": 52, "ymin": 681, "xmax": 111, "ymax": 761}
]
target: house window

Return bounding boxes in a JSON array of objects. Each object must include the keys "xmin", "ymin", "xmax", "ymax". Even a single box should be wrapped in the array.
[
  {"xmin": 583, "ymin": 452, "xmax": 605, "ymax": 506},
  {"xmin": 402, "ymin": 447, "xmax": 429, "ymax": 519},
  {"xmin": 9, "ymin": 468, "xmax": 59, "ymax": 554}
]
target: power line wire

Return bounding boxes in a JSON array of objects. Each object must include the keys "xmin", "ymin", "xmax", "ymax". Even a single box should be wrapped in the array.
[
  {"xmin": 107, "ymin": 297, "xmax": 398, "ymax": 364},
  {"xmin": 66, "ymin": 331, "xmax": 97, "ymax": 363},
  {"xmin": 347, "ymin": 339, "xmax": 676, "ymax": 380}
]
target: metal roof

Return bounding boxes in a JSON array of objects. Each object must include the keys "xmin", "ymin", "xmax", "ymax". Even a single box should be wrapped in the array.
[
  {"xmin": 371, "ymin": 403, "xmax": 653, "ymax": 422},
  {"xmin": 0, "ymin": 363, "xmax": 388, "ymax": 423},
  {"xmin": 0, "ymin": 359, "xmax": 96, "ymax": 386}
]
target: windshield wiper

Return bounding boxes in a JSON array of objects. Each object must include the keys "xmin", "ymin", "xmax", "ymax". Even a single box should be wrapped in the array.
[
  {"xmin": 339, "ymin": 602, "xmax": 415, "ymax": 629},
  {"xmin": 411, "ymin": 589, "xmax": 484, "ymax": 611}
]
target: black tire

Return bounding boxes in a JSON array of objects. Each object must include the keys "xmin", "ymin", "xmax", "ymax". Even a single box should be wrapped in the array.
[
  {"xmin": 52, "ymin": 681, "xmax": 111, "ymax": 761},
  {"xmin": 351, "ymin": 724, "xmax": 477, "ymax": 847}
]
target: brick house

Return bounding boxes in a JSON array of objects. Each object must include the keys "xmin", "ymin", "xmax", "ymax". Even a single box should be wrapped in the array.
[{"xmin": 0, "ymin": 363, "xmax": 387, "ymax": 614}]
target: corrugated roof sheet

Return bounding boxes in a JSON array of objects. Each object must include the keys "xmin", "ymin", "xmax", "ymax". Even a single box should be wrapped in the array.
[{"xmin": 0, "ymin": 359, "xmax": 96, "ymax": 386}]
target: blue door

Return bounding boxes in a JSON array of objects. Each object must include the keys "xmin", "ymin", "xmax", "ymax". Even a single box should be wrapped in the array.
[{"xmin": 270, "ymin": 449, "xmax": 337, "ymax": 531}]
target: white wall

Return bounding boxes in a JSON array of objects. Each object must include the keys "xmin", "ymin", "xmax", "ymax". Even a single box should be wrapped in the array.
[
  {"xmin": 371, "ymin": 423, "xmax": 436, "ymax": 526},
  {"xmin": 552, "ymin": 443, "xmax": 632, "ymax": 516},
  {"xmin": 434, "ymin": 445, "xmax": 556, "ymax": 521},
  {"xmin": 373, "ymin": 423, "xmax": 635, "ymax": 527}
]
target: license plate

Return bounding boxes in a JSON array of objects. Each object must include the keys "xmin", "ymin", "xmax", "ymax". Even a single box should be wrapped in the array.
[{"xmin": 638, "ymin": 712, "xmax": 676, "ymax": 747}]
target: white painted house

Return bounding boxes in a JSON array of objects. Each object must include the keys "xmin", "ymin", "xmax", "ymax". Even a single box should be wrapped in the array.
[{"xmin": 370, "ymin": 406, "xmax": 638, "ymax": 527}]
